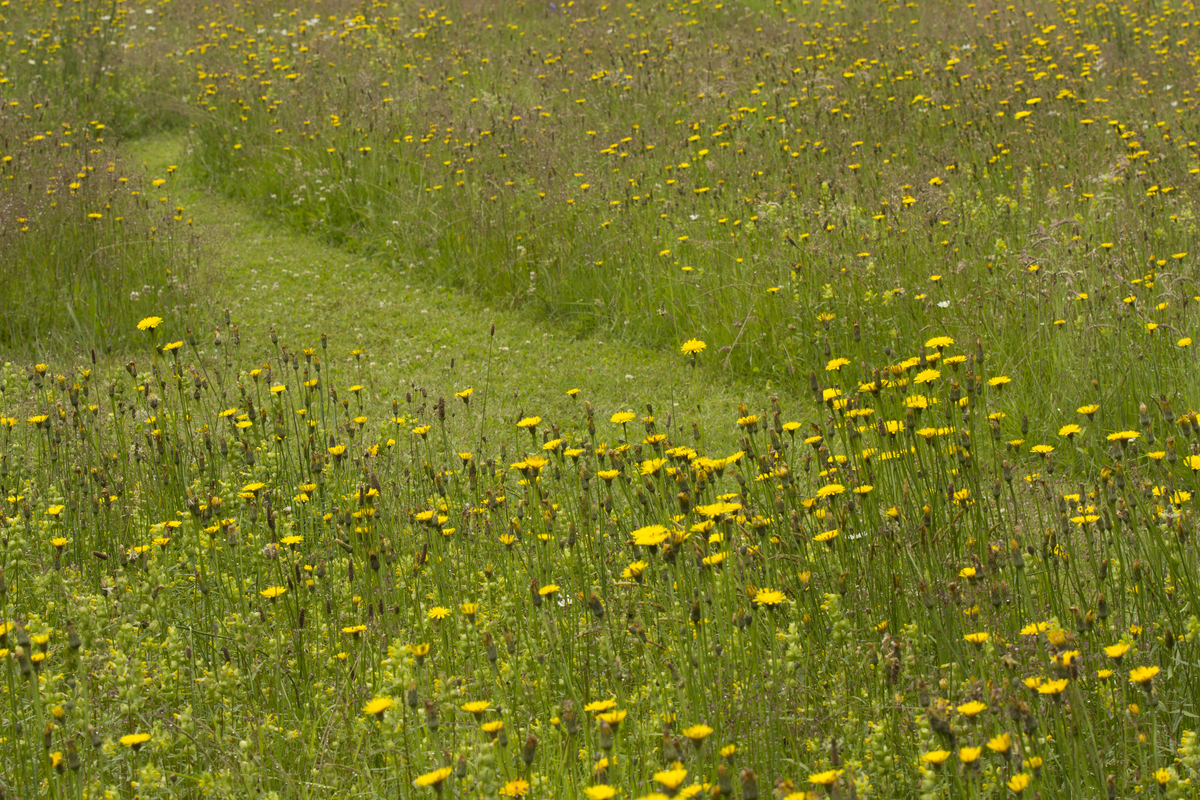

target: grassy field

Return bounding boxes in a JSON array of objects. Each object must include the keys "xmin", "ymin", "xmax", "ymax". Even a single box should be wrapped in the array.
[{"xmin": 2, "ymin": 0, "xmax": 1200, "ymax": 798}]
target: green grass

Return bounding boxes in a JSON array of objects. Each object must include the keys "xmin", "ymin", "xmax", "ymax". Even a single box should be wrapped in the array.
[{"xmin": 4, "ymin": 0, "xmax": 1200, "ymax": 798}]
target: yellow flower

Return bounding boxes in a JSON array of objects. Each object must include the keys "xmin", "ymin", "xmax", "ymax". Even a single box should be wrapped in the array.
[
  {"xmin": 808, "ymin": 769, "xmax": 843, "ymax": 786},
  {"xmin": 682, "ymin": 724, "xmax": 713, "ymax": 743},
  {"xmin": 681, "ymin": 339, "xmax": 706, "ymax": 355},
  {"xmin": 516, "ymin": 416, "xmax": 541, "ymax": 428},
  {"xmin": 363, "ymin": 697, "xmax": 394, "ymax": 717},
  {"xmin": 1104, "ymin": 643, "xmax": 1130, "ymax": 661},
  {"xmin": 120, "ymin": 733, "xmax": 151, "ymax": 750},
  {"xmin": 584, "ymin": 787, "xmax": 617, "ymax": 800},
  {"xmin": 414, "ymin": 766, "xmax": 453, "ymax": 788},
  {"xmin": 753, "ymin": 588, "xmax": 786, "ymax": 607},
  {"xmin": 260, "ymin": 586, "xmax": 287, "ymax": 599},
  {"xmin": 597, "ymin": 709, "xmax": 627, "ymax": 727},
  {"xmin": 501, "ymin": 779, "xmax": 531, "ymax": 797},
  {"xmin": 963, "ymin": 632, "xmax": 989, "ymax": 646},
  {"xmin": 956, "ymin": 700, "xmax": 987, "ymax": 717},
  {"xmin": 920, "ymin": 750, "xmax": 951, "ymax": 765},
  {"xmin": 136, "ymin": 316, "xmax": 163, "ymax": 331},
  {"xmin": 584, "ymin": 698, "xmax": 617, "ymax": 714},
  {"xmin": 1036, "ymin": 678, "xmax": 1069, "ymax": 695},
  {"xmin": 1129, "ymin": 665, "xmax": 1160, "ymax": 685},
  {"xmin": 631, "ymin": 525, "xmax": 669, "ymax": 547},
  {"xmin": 1106, "ymin": 430, "xmax": 1139, "ymax": 442},
  {"xmin": 987, "ymin": 733, "xmax": 1011, "ymax": 754},
  {"xmin": 1006, "ymin": 773, "xmax": 1031, "ymax": 793},
  {"xmin": 462, "ymin": 700, "xmax": 490, "ymax": 717},
  {"xmin": 654, "ymin": 768, "xmax": 688, "ymax": 791},
  {"xmin": 959, "ymin": 746, "xmax": 982, "ymax": 764}
]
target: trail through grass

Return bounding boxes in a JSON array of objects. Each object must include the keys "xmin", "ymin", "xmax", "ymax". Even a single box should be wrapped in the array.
[{"xmin": 126, "ymin": 132, "xmax": 760, "ymax": 445}]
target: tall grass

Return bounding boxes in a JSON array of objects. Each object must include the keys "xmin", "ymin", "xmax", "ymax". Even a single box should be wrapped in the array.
[
  {"xmin": 179, "ymin": 0, "xmax": 1199, "ymax": 438},
  {"xmin": 0, "ymin": 0, "xmax": 194, "ymax": 351}
]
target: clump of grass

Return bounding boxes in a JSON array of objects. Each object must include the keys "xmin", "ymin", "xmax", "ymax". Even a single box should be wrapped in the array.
[{"xmin": 0, "ymin": 105, "xmax": 192, "ymax": 351}]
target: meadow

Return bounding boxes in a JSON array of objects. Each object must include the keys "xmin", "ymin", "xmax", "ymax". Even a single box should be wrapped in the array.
[{"xmin": 1, "ymin": 0, "xmax": 1200, "ymax": 797}]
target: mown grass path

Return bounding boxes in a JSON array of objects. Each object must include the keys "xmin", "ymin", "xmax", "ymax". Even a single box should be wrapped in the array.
[{"xmin": 126, "ymin": 132, "xmax": 766, "ymax": 448}]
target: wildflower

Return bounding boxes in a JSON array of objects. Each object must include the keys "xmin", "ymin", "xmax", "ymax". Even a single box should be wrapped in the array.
[
  {"xmin": 654, "ymin": 768, "xmax": 689, "ymax": 792},
  {"xmin": 120, "ymin": 733, "xmax": 151, "ymax": 751},
  {"xmin": 597, "ymin": 709, "xmax": 627, "ymax": 729},
  {"xmin": 1036, "ymin": 678, "xmax": 1069, "ymax": 696},
  {"xmin": 753, "ymin": 588, "xmax": 786, "ymax": 608},
  {"xmin": 516, "ymin": 416, "xmax": 541, "ymax": 429},
  {"xmin": 584, "ymin": 787, "xmax": 617, "ymax": 800},
  {"xmin": 920, "ymin": 750, "xmax": 951, "ymax": 765},
  {"xmin": 584, "ymin": 698, "xmax": 617, "ymax": 714},
  {"xmin": 1006, "ymin": 773, "xmax": 1031, "ymax": 794},
  {"xmin": 611, "ymin": 412, "xmax": 636, "ymax": 425},
  {"xmin": 956, "ymin": 701, "xmax": 987, "ymax": 717},
  {"xmin": 363, "ymin": 697, "xmax": 394, "ymax": 718},
  {"xmin": 681, "ymin": 339, "xmax": 706, "ymax": 355},
  {"xmin": 462, "ymin": 700, "xmax": 490, "ymax": 719},
  {"xmin": 631, "ymin": 525, "xmax": 669, "ymax": 547},
  {"xmin": 825, "ymin": 357, "xmax": 851, "ymax": 372},
  {"xmin": 414, "ymin": 766, "xmax": 453, "ymax": 790},
  {"xmin": 808, "ymin": 769, "xmax": 842, "ymax": 786},
  {"xmin": 137, "ymin": 316, "xmax": 163, "ymax": 331},
  {"xmin": 1058, "ymin": 424, "xmax": 1081, "ymax": 438},
  {"xmin": 987, "ymin": 376, "xmax": 1011, "ymax": 387},
  {"xmin": 1129, "ymin": 665, "xmax": 1159, "ymax": 686},
  {"xmin": 959, "ymin": 746, "xmax": 982, "ymax": 764},
  {"xmin": 1104, "ymin": 643, "xmax": 1130, "ymax": 662},
  {"xmin": 682, "ymin": 724, "xmax": 713, "ymax": 746},
  {"xmin": 260, "ymin": 586, "xmax": 287, "ymax": 600},
  {"xmin": 987, "ymin": 733, "xmax": 1011, "ymax": 754},
  {"xmin": 501, "ymin": 780, "xmax": 531, "ymax": 797}
]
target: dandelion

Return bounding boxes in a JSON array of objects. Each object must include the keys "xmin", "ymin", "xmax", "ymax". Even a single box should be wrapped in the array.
[
  {"xmin": 414, "ymin": 766, "xmax": 453, "ymax": 790},
  {"xmin": 956, "ymin": 700, "xmax": 987, "ymax": 717},
  {"xmin": 137, "ymin": 316, "xmax": 163, "ymax": 331},
  {"xmin": 1006, "ymin": 773, "xmax": 1031, "ymax": 794},
  {"xmin": 584, "ymin": 787, "xmax": 617, "ymax": 800},
  {"xmin": 987, "ymin": 733, "xmax": 1011, "ymax": 755},
  {"xmin": 1129, "ymin": 665, "xmax": 1159, "ymax": 686},
  {"xmin": 501, "ymin": 780, "xmax": 531, "ymax": 797},
  {"xmin": 959, "ymin": 746, "xmax": 982, "ymax": 764},
  {"xmin": 682, "ymin": 724, "xmax": 713, "ymax": 747},
  {"xmin": 753, "ymin": 588, "xmax": 786, "ymax": 607},
  {"xmin": 681, "ymin": 339, "xmax": 706, "ymax": 355},
  {"xmin": 808, "ymin": 769, "xmax": 842, "ymax": 787},
  {"xmin": 260, "ymin": 586, "xmax": 287, "ymax": 600},
  {"xmin": 631, "ymin": 525, "xmax": 669, "ymax": 547},
  {"xmin": 920, "ymin": 750, "xmax": 951, "ymax": 766},
  {"xmin": 120, "ymin": 733, "xmax": 151, "ymax": 751},
  {"xmin": 1104, "ymin": 643, "xmax": 1130, "ymax": 662},
  {"xmin": 654, "ymin": 768, "xmax": 689, "ymax": 793},
  {"xmin": 363, "ymin": 697, "xmax": 393, "ymax": 719}
]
